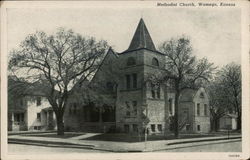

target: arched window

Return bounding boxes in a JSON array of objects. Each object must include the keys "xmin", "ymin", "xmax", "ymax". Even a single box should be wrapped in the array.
[
  {"xmin": 200, "ymin": 92, "xmax": 204, "ymax": 98},
  {"xmin": 127, "ymin": 57, "xmax": 136, "ymax": 66},
  {"xmin": 152, "ymin": 58, "xmax": 159, "ymax": 66}
]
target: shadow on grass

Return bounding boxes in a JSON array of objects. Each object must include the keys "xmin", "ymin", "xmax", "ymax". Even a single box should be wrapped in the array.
[
  {"xmin": 21, "ymin": 132, "xmax": 85, "ymax": 139},
  {"xmin": 81, "ymin": 133, "xmax": 216, "ymax": 143}
]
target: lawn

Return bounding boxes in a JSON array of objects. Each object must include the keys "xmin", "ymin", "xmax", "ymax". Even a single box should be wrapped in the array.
[{"xmin": 81, "ymin": 133, "xmax": 216, "ymax": 142}]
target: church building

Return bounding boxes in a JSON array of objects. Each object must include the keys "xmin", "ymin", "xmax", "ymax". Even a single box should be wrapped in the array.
[{"xmin": 64, "ymin": 18, "xmax": 211, "ymax": 134}]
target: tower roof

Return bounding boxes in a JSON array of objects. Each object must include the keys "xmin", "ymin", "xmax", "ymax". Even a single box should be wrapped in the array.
[{"xmin": 126, "ymin": 18, "xmax": 156, "ymax": 52}]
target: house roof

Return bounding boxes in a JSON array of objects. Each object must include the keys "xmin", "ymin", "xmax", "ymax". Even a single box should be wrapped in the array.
[{"xmin": 124, "ymin": 18, "xmax": 157, "ymax": 53}]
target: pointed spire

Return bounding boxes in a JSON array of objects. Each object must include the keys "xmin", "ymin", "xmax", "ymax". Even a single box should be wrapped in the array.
[{"xmin": 126, "ymin": 18, "xmax": 156, "ymax": 52}]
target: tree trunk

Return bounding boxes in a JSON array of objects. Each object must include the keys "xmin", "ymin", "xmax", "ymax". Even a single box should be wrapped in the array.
[
  {"xmin": 56, "ymin": 112, "xmax": 64, "ymax": 135},
  {"xmin": 174, "ymin": 91, "xmax": 180, "ymax": 138},
  {"xmin": 210, "ymin": 118, "xmax": 216, "ymax": 132},
  {"xmin": 236, "ymin": 113, "xmax": 241, "ymax": 131}
]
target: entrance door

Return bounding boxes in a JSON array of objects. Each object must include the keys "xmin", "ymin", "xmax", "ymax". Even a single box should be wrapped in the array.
[{"xmin": 124, "ymin": 124, "xmax": 129, "ymax": 133}]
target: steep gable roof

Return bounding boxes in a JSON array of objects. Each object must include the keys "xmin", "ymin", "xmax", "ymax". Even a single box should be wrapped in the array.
[{"xmin": 125, "ymin": 18, "xmax": 156, "ymax": 52}]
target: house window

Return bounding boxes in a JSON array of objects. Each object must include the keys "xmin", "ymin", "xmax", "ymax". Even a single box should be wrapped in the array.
[
  {"xmin": 204, "ymin": 104, "xmax": 208, "ymax": 116},
  {"xmin": 151, "ymin": 124, "xmax": 155, "ymax": 132},
  {"xmin": 186, "ymin": 124, "xmax": 190, "ymax": 131},
  {"xmin": 124, "ymin": 124, "xmax": 129, "ymax": 133},
  {"xmin": 36, "ymin": 97, "xmax": 41, "ymax": 106},
  {"xmin": 14, "ymin": 113, "xmax": 24, "ymax": 122},
  {"xmin": 37, "ymin": 113, "xmax": 41, "ymax": 121},
  {"xmin": 126, "ymin": 75, "xmax": 131, "ymax": 89},
  {"xmin": 34, "ymin": 126, "xmax": 41, "ymax": 130},
  {"xmin": 132, "ymin": 101, "xmax": 137, "ymax": 116},
  {"xmin": 169, "ymin": 99, "xmax": 173, "ymax": 115},
  {"xmin": 197, "ymin": 103, "xmax": 200, "ymax": 116},
  {"xmin": 127, "ymin": 57, "xmax": 136, "ymax": 66},
  {"xmin": 157, "ymin": 124, "xmax": 162, "ymax": 132},
  {"xmin": 132, "ymin": 73, "xmax": 137, "ymax": 88},
  {"xmin": 133, "ymin": 124, "xmax": 138, "ymax": 132},
  {"xmin": 197, "ymin": 125, "xmax": 200, "ymax": 131},
  {"xmin": 152, "ymin": 58, "xmax": 159, "ymax": 66}
]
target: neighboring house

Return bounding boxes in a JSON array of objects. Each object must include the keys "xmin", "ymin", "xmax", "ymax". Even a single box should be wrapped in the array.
[
  {"xmin": 179, "ymin": 88, "xmax": 210, "ymax": 133},
  {"xmin": 219, "ymin": 114, "xmax": 237, "ymax": 130},
  {"xmin": 8, "ymin": 80, "xmax": 56, "ymax": 131}
]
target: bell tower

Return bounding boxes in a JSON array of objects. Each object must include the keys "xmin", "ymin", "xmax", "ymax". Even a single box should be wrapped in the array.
[{"xmin": 115, "ymin": 18, "xmax": 168, "ymax": 135}]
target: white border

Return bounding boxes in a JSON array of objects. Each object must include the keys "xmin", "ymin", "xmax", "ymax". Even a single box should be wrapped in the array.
[{"xmin": 1, "ymin": 1, "xmax": 250, "ymax": 160}]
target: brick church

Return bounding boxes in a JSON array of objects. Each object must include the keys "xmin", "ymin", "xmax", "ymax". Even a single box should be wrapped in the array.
[{"xmin": 8, "ymin": 18, "xmax": 210, "ymax": 134}]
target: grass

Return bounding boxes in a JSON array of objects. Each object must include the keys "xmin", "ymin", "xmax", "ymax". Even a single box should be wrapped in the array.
[
  {"xmin": 21, "ymin": 132, "xmax": 85, "ymax": 138},
  {"xmin": 81, "ymin": 133, "xmax": 217, "ymax": 143}
]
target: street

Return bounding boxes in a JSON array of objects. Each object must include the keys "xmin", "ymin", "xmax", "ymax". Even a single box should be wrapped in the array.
[
  {"xmin": 8, "ymin": 140, "xmax": 241, "ymax": 153},
  {"xmin": 8, "ymin": 144, "xmax": 109, "ymax": 154},
  {"xmin": 159, "ymin": 140, "xmax": 241, "ymax": 152}
]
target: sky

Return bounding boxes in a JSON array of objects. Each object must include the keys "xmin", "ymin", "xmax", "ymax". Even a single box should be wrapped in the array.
[{"xmin": 7, "ymin": 6, "xmax": 241, "ymax": 67}]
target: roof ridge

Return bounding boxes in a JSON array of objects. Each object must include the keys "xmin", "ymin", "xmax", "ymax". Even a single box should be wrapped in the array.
[{"xmin": 126, "ymin": 18, "xmax": 156, "ymax": 52}]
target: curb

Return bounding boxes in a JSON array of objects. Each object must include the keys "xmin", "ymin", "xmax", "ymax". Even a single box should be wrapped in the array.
[
  {"xmin": 167, "ymin": 136, "xmax": 242, "ymax": 145},
  {"xmin": 8, "ymin": 139, "xmax": 95, "ymax": 150}
]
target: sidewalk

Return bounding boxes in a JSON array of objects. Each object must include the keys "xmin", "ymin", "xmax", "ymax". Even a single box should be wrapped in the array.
[{"xmin": 8, "ymin": 133, "xmax": 241, "ymax": 152}]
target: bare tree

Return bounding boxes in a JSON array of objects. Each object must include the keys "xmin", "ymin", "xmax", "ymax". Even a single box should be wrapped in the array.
[
  {"xmin": 207, "ymin": 80, "xmax": 229, "ymax": 131},
  {"xmin": 159, "ymin": 36, "xmax": 215, "ymax": 138},
  {"xmin": 8, "ymin": 28, "xmax": 109, "ymax": 135},
  {"xmin": 217, "ymin": 63, "xmax": 241, "ymax": 130}
]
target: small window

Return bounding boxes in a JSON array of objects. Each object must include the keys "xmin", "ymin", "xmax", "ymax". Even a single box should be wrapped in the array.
[
  {"xmin": 127, "ymin": 57, "xmax": 136, "ymax": 66},
  {"xmin": 133, "ymin": 124, "xmax": 138, "ymax": 132},
  {"xmin": 151, "ymin": 84, "xmax": 155, "ymax": 99},
  {"xmin": 14, "ymin": 113, "xmax": 20, "ymax": 122},
  {"xmin": 200, "ymin": 92, "xmax": 204, "ymax": 98},
  {"xmin": 132, "ymin": 73, "xmax": 137, "ymax": 88},
  {"xmin": 197, "ymin": 103, "xmax": 200, "ymax": 116},
  {"xmin": 157, "ymin": 124, "xmax": 162, "ymax": 132},
  {"xmin": 197, "ymin": 125, "xmax": 200, "ymax": 131},
  {"xmin": 156, "ymin": 85, "xmax": 160, "ymax": 99},
  {"xmin": 36, "ymin": 97, "xmax": 41, "ymax": 106},
  {"xmin": 34, "ymin": 126, "xmax": 41, "ymax": 130},
  {"xmin": 186, "ymin": 124, "xmax": 190, "ymax": 131},
  {"xmin": 126, "ymin": 75, "xmax": 131, "ymax": 89},
  {"xmin": 37, "ymin": 113, "xmax": 41, "ymax": 121},
  {"xmin": 151, "ymin": 124, "xmax": 155, "ymax": 132},
  {"xmin": 204, "ymin": 104, "xmax": 208, "ymax": 116},
  {"xmin": 169, "ymin": 99, "xmax": 173, "ymax": 115},
  {"xmin": 152, "ymin": 58, "xmax": 159, "ymax": 66},
  {"xmin": 132, "ymin": 101, "xmax": 137, "ymax": 116},
  {"xmin": 151, "ymin": 83, "xmax": 160, "ymax": 99}
]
